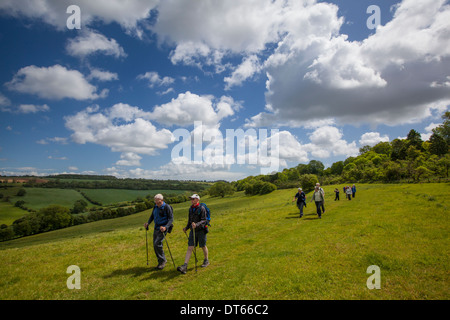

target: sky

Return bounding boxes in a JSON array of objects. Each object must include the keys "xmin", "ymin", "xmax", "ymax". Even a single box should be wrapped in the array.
[{"xmin": 0, "ymin": 0, "xmax": 449, "ymax": 181}]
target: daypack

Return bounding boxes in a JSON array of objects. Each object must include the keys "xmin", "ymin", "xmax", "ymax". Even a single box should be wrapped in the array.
[
  {"xmin": 191, "ymin": 203, "xmax": 211, "ymax": 227},
  {"xmin": 201, "ymin": 203, "xmax": 211, "ymax": 227}
]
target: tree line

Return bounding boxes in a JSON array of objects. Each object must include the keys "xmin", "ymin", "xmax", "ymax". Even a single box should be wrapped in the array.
[
  {"xmin": 0, "ymin": 191, "xmax": 207, "ymax": 242},
  {"xmin": 207, "ymin": 112, "xmax": 449, "ymax": 198},
  {"xmin": 19, "ymin": 177, "xmax": 211, "ymax": 191}
]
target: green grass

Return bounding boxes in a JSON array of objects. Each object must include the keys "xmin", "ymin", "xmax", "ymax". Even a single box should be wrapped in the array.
[
  {"xmin": 0, "ymin": 188, "xmax": 87, "ymax": 225},
  {"xmin": 0, "ymin": 202, "xmax": 27, "ymax": 225},
  {"xmin": 8, "ymin": 188, "xmax": 85, "ymax": 211},
  {"xmin": 0, "ymin": 183, "xmax": 448, "ymax": 299}
]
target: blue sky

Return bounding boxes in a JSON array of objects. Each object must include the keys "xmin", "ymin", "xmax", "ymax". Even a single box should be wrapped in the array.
[{"xmin": 0, "ymin": 0, "xmax": 449, "ymax": 181}]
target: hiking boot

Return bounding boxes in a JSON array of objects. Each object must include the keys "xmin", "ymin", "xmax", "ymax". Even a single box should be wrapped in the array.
[
  {"xmin": 201, "ymin": 259, "xmax": 210, "ymax": 268},
  {"xmin": 156, "ymin": 261, "xmax": 166, "ymax": 270},
  {"xmin": 177, "ymin": 264, "xmax": 187, "ymax": 274}
]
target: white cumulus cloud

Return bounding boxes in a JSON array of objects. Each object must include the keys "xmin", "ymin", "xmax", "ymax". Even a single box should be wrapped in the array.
[{"xmin": 6, "ymin": 65, "xmax": 107, "ymax": 100}]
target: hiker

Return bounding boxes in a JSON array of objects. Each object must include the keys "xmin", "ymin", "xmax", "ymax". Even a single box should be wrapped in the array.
[
  {"xmin": 177, "ymin": 194, "xmax": 209, "ymax": 274},
  {"xmin": 352, "ymin": 184, "xmax": 356, "ymax": 198},
  {"xmin": 316, "ymin": 183, "xmax": 325, "ymax": 214},
  {"xmin": 310, "ymin": 185, "xmax": 325, "ymax": 218},
  {"xmin": 144, "ymin": 194, "xmax": 174, "ymax": 270},
  {"xmin": 292, "ymin": 187, "xmax": 306, "ymax": 217},
  {"xmin": 346, "ymin": 186, "xmax": 352, "ymax": 200},
  {"xmin": 334, "ymin": 188, "xmax": 340, "ymax": 201}
]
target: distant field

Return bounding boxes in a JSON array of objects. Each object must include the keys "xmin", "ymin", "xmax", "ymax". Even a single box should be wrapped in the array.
[
  {"xmin": 0, "ymin": 202, "xmax": 27, "ymax": 225},
  {"xmin": 79, "ymin": 189, "xmax": 188, "ymax": 205},
  {"xmin": 0, "ymin": 187, "xmax": 192, "ymax": 225},
  {"xmin": 8, "ymin": 188, "xmax": 85, "ymax": 211},
  {"xmin": 0, "ymin": 183, "xmax": 448, "ymax": 300},
  {"xmin": 0, "ymin": 188, "xmax": 86, "ymax": 225}
]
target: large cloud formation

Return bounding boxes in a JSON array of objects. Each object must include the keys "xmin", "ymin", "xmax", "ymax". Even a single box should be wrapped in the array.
[{"xmin": 150, "ymin": 0, "xmax": 450, "ymax": 127}]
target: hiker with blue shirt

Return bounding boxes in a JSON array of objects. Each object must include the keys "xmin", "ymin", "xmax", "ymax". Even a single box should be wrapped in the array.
[
  {"xmin": 177, "ymin": 194, "xmax": 209, "ymax": 274},
  {"xmin": 292, "ymin": 187, "xmax": 306, "ymax": 218},
  {"xmin": 352, "ymin": 184, "xmax": 356, "ymax": 198},
  {"xmin": 144, "ymin": 194, "xmax": 174, "ymax": 270}
]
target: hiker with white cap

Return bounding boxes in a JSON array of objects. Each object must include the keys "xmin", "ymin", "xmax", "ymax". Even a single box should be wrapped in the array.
[
  {"xmin": 292, "ymin": 187, "xmax": 306, "ymax": 218},
  {"xmin": 177, "ymin": 194, "xmax": 209, "ymax": 274}
]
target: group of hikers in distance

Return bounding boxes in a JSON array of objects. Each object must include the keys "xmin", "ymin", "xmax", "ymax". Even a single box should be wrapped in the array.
[
  {"xmin": 145, "ymin": 184, "xmax": 357, "ymax": 274},
  {"xmin": 292, "ymin": 183, "xmax": 356, "ymax": 219}
]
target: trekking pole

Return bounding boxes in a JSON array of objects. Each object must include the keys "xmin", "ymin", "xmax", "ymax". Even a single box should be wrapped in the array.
[
  {"xmin": 162, "ymin": 231, "xmax": 176, "ymax": 269},
  {"xmin": 193, "ymin": 227, "xmax": 198, "ymax": 273},
  {"xmin": 184, "ymin": 230, "xmax": 198, "ymax": 272},
  {"xmin": 145, "ymin": 228, "xmax": 149, "ymax": 265}
]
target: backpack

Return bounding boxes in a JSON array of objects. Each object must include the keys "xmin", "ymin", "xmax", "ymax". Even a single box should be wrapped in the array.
[
  {"xmin": 191, "ymin": 203, "xmax": 211, "ymax": 227},
  {"xmin": 201, "ymin": 203, "xmax": 211, "ymax": 227}
]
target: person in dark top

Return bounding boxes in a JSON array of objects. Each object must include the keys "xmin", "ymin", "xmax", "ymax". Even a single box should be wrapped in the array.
[
  {"xmin": 292, "ymin": 187, "xmax": 306, "ymax": 218},
  {"xmin": 144, "ymin": 194, "xmax": 174, "ymax": 270},
  {"xmin": 177, "ymin": 194, "xmax": 209, "ymax": 274}
]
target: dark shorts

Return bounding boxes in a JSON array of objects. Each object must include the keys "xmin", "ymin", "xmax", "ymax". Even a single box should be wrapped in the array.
[{"xmin": 188, "ymin": 229, "xmax": 207, "ymax": 248}]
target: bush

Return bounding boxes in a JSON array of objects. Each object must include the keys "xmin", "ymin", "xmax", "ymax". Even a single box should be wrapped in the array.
[
  {"xmin": 259, "ymin": 182, "xmax": 277, "ymax": 195},
  {"xmin": 299, "ymin": 174, "xmax": 319, "ymax": 193},
  {"xmin": 208, "ymin": 181, "xmax": 235, "ymax": 198},
  {"xmin": 38, "ymin": 205, "xmax": 72, "ymax": 231},
  {"xmin": 0, "ymin": 226, "xmax": 15, "ymax": 241},
  {"xmin": 244, "ymin": 179, "xmax": 277, "ymax": 195}
]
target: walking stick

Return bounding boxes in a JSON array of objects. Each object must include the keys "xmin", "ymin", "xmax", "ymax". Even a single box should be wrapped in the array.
[
  {"xmin": 193, "ymin": 227, "xmax": 198, "ymax": 273},
  {"xmin": 162, "ymin": 231, "xmax": 176, "ymax": 269},
  {"xmin": 184, "ymin": 230, "xmax": 198, "ymax": 273},
  {"xmin": 145, "ymin": 228, "xmax": 149, "ymax": 265}
]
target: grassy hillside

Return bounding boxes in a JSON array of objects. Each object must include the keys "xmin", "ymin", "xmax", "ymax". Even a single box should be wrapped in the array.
[
  {"xmin": 0, "ymin": 188, "xmax": 86, "ymax": 225},
  {"xmin": 8, "ymin": 188, "xmax": 85, "ymax": 211},
  {"xmin": 0, "ymin": 183, "xmax": 448, "ymax": 299}
]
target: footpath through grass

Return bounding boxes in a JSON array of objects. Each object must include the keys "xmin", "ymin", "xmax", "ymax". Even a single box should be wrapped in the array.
[{"xmin": 0, "ymin": 183, "xmax": 448, "ymax": 299}]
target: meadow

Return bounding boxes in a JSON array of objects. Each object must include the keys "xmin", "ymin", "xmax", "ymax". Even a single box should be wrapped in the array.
[
  {"xmin": 79, "ymin": 188, "xmax": 187, "ymax": 205},
  {"xmin": 0, "ymin": 183, "xmax": 448, "ymax": 300},
  {"xmin": 0, "ymin": 187, "xmax": 189, "ymax": 225}
]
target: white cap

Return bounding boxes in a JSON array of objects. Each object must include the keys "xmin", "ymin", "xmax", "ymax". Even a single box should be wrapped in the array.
[
  {"xmin": 298, "ymin": 188, "xmax": 302, "ymax": 190},
  {"xmin": 189, "ymin": 194, "xmax": 200, "ymax": 199}
]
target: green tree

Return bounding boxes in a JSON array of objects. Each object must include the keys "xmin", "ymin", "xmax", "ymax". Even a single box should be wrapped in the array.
[
  {"xmin": 258, "ymin": 182, "xmax": 277, "ymax": 195},
  {"xmin": 299, "ymin": 174, "xmax": 319, "ymax": 193},
  {"xmin": 330, "ymin": 161, "xmax": 344, "ymax": 175},
  {"xmin": 406, "ymin": 129, "xmax": 423, "ymax": 151},
  {"xmin": 372, "ymin": 141, "xmax": 392, "ymax": 156},
  {"xmin": 208, "ymin": 181, "xmax": 235, "ymax": 198},
  {"xmin": 432, "ymin": 111, "xmax": 450, "ymax": 145},
  {"xmin": 429, "ymin": 132, "xmax": 447, "ymax": 156},
  {"xmin": 359, "ymin": 145, "xmax": 372, "ymax": 155},
  {"xmin": 391, "ymin": 138, "xmax": 408, "ymax": 161},
  {"xmin": 37, "ymin": 205, "xmax": 72, "ymax": 231},
  {"xmin": 307, "ymin": 160, "xmax": 325, "ymax": 175},
  {"xmin": 72, "ymin": 199, "xmax": 88, "ymax": 214},
  {"xmin": 0, "ymin": 225, "xmax": 14, "ymax": 241},
  {"xmin": 414, "ymin": 166, "xmax": 433, "ymax": 181}
]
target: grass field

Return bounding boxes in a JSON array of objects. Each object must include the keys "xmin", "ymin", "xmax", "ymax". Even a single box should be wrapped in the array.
[
  {"xmin": 79, "ymin": 188, "xmax": 188, "ymax": 205},
  {"xmin": 0, "ymin": 183, "xmax": 448, "ymax": 300},
  {"xmin": 0, "ymin": 188, "xmax": 86, "ymax": 225},
  {"xmin": 8, "ymin": 188, "xmax": 85, "ymax": 211},
  {"xmin": 0, "ymin": 187, "xmax": 191, "ymax": 225}
]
